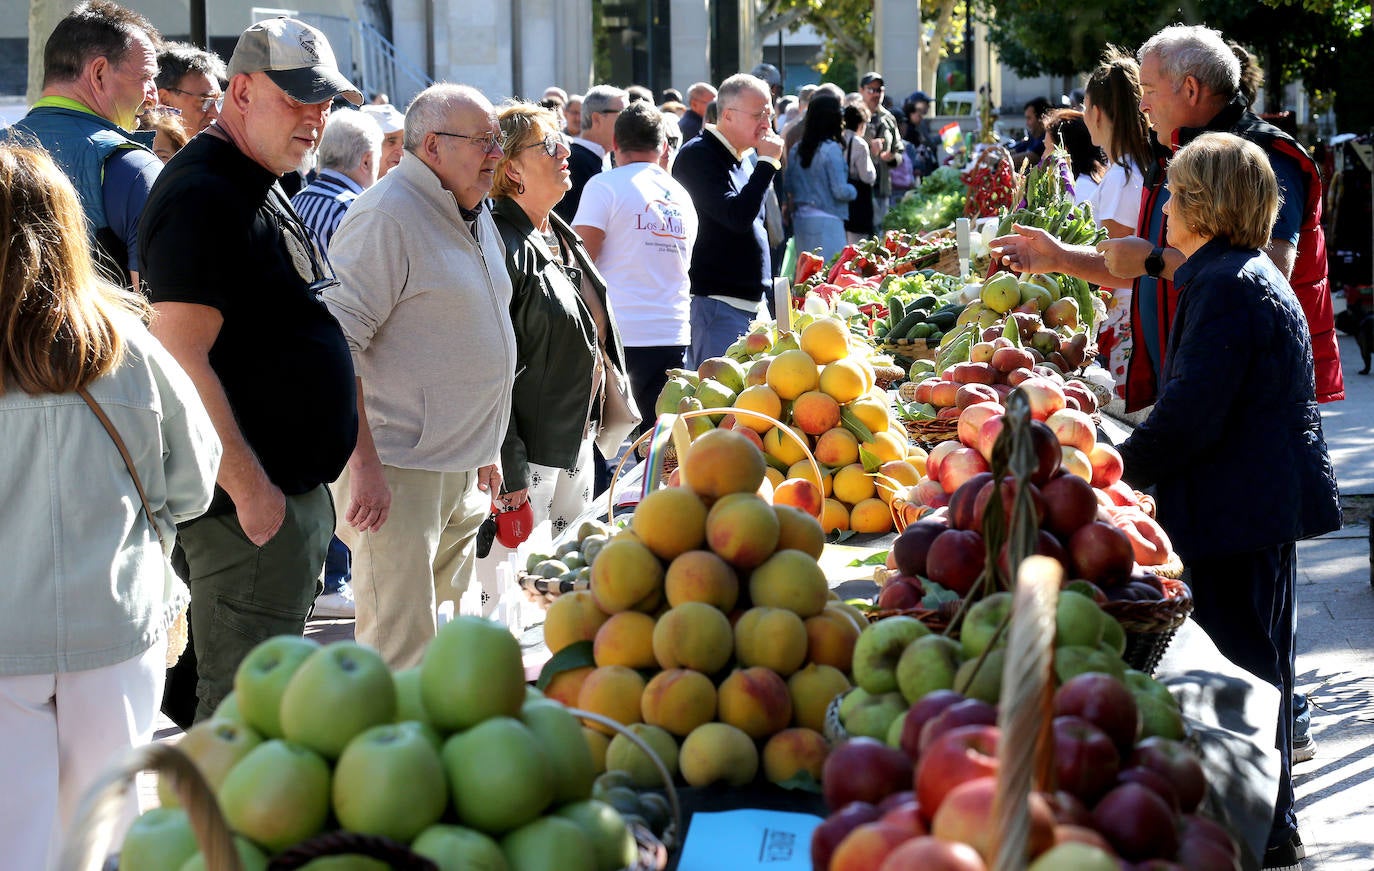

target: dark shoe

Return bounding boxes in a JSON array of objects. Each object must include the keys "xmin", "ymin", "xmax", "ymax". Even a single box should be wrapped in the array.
[
  {"xmin": 1292, "ymin": 831, "xmax": 1306, "ymax": 860},
  {"xmin": 1263, "ymin": 834, "xmax": 1303, "ymax": 870},
  {"xmin": 1293, "ymin": 733, "xmax": 1316, "ymax": 764}
]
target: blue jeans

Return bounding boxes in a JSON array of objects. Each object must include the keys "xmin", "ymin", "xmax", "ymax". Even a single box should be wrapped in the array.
[
  {"xmin": 792, "ymin": 213, "xmax": 848, "ymax": 264},
  {"xmin": 688, "ymin": 297, "xmax": 755, "ymax": 369},
  {"xmin": 323, "ymin": 536, "xmax": 351, "ymax": 593}
]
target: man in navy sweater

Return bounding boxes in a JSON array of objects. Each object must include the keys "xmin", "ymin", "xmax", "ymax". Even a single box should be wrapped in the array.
[{"xmin": 672, "ymin": 73, "xmax": 785, "ymax": 366}]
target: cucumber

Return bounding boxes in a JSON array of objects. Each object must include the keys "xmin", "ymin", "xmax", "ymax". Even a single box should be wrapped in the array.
[
  {"xmin": 927, "ymin": 330, "xmax": 945, "ymax": 345},
  {"xmin": 928, "ymin": 310, "xmax": 958, "ymax": 331},
  {"xmin": 910, "ymin": 322, "xmax": 935, "ymax": 340},
  {"xmin": 886, "ymin": 295, "xmax": 905, "ymax": 324},
  {"xmin": 889, "ymin": 310, "xmax": 925, "ymax": 339},
  {"xmin": 906, "ymin": 294, "xmax": 939, "ymax": 312},
  {"xmin": 874, "ymin": 322, "xmax": 890, "ymax": 338}
]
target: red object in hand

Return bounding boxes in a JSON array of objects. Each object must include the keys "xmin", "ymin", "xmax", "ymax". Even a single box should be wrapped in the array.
[{"xmin": 495, "ymin": 499, "xmax": 535, "ymax": 548}]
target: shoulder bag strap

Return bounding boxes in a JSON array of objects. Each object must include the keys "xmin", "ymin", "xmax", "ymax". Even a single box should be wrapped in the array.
[{"xmin": 76, "ymin": 386, "xmax": 167, "ymax": 551}]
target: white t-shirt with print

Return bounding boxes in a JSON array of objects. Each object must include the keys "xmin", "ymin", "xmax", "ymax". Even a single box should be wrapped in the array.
[
  {"xmin": 1089, "ymin": 159, "xmax": 1145, "ymax": 231},
  {"xmin": 573, "ymin": 161, "xmax": 699, "ymax": 347}
]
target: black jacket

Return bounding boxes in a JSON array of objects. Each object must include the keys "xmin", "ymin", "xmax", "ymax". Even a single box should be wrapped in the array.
[
  {"xmin": 1118, "ymin": 239, "xmax": 1340, "ymax": 560},
  {"xmin": 553, "ymin": 142, "xmax": 604, "ymax": 224},
  {"xmin": 491, "ymin": 197, "xmax": 631, "ymax": 491}
]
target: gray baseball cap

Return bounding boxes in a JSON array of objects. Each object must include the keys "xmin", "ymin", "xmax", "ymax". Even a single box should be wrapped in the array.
[{"xmin": 228, "ymin": 17, "xmax": 363, "ymax": 106}]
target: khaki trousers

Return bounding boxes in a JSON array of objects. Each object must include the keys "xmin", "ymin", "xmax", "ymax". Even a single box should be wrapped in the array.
[{"xmin": 334, "ymin": 465, "xmax": 489, "ymax": 669}]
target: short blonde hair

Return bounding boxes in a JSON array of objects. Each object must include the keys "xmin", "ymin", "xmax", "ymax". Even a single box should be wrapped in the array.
[
  {"xmin": 491, "ymin": 101, "xmax": 559, "ymax": 199},
  {"xmin": 1167, "ymin": 132, "xmax": 1278, "ymax": 251}
]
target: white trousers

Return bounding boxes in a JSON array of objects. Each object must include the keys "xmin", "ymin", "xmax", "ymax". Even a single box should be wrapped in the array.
[{"xmin": 0, "ymin": 639, "xmax": 166, "ymax": 871}]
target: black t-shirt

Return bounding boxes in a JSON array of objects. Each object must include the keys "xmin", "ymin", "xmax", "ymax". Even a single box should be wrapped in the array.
[{"xmin": 140, "ymin": 134, "xmax": 357, "ymax": 502}]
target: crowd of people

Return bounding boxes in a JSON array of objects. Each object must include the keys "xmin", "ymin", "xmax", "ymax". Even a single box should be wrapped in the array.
[{"xmin": 0, "ymin": 3, "xmax": 1343, "ymax": 870}]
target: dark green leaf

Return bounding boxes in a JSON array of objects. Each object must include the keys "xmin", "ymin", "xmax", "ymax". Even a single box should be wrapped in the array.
[
  {"xmin": 775, "ymin": 770, "xmax": 824, "ymax": 793},
  {"xmin": 848, "ymin": 549, "xmax": 891, "ymax": 567},
  {"xmin": 536, "ymin": 640, "xmax": 595, "ymax": 690}
]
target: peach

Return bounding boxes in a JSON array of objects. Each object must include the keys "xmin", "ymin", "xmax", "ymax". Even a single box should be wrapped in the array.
[
  {"xmin": 832, "ymin": 464, "xmax": 877, "ymax": 506},
  {"xmin": 793, "ymin": 390, "xmax": 843, "ymax": 435},
  {"xmin": 663, "ymin": 549, "xmax": 739, "ymax": 611},
  {"xmin": 849, "ymin": 394, "xmax": 893, "ymax": 435},
  {"xmin": 820, "ymin": 359, "xmax": 869, "ymax": 404},
  {"xmin": 805, "ymin": 609, "xmax": 860, "ymax": 672},
  {"xmin": 957, "ymin": 402, "xmax": 1004, "ymax": 450},
  {"xmin": 543, "ymin": 665, "xmax": 594, "ymax": 708},
  {"xmin": 732, "ymin": 384, "xmax": 783, "ymax": 433},
  {"xmin": 774, "ymin": 478, "xmax": 825, "ymax": 518},
  {"xmin": 1061, "ymin": 445, "xmax": 1093, "ymax": 482},
  {"xmin": 630, "ymin": 487, "xmax": 708, "ymax": 560},
  {"xmin": 734, "ymin": 607, "xmax": 809, "ymax": 676},
  {"xmin": 767, "ymin": 349, "xmax": 821, "ymax": 400},
  {"xmin": 706, "ymin": 492, "xmax": 781, "ymax": 568},
  {"xmin": 717, "ymin": 667, "xmax": 793, "ymax": 739},
  {"xmin": 924, "ymin": 439, "xmax": 962, "ymax": 483},
  {"xmin": 1088, "ymin": 443, "xmax": 1124, "ymax": 488},
  {"xmin": 543, "ymin": 590, "xmax": 612, "ymax": 654},
  {"xmin": 862, "ymin": 430, "xmax": 908, "ymax": 464},
  {"xmin": 762, "ymin": 728, "xmax": 830, "ymax": 785},
  {"xmin": 850, "ymin": 497, "xmax": 894, "ymax": 534},
  {"xmin": 773, "ymin": 504, "xmax": 826, "ymax": 558},
  {"xmin": 876, "ymin": 460, "xmax": 921, "ymax": 505},
  {"xmin": 592, "ymin": 611, "xmax": 657, "ymax": 669},
  {"xmin": 821, "ymin": 498, "xmax": 850, "ymax": 533},
  {"xmin": 590, "ymin": 538, "xmax": 665, "ymax": 614},
  {"xmin": 679, "ymin": 428, "xmax": 767, "ymax": 500},
  {"xmin": 651, "ymin": 602, "xmax": 734, "ymax": 673},
  {"xmin": 930, "ymin": 380, "xmax": 960, "ymax": 408},
  {"xmin": 749, "ymin": 549, "xmax": 830, "ymax": 618},
  {"xmin": 640, "ymin": 668, "xmax": 717, "ymax": 737},
  {"xmin": 582, "ymin": 726, "xmax": 610, "ymax": 773},
  {"xmin": 788, "ymin": 662, "xmax": 852, "ymax": 732},
  {"xmin": 1045, "ymin": 408, "xmax": 1096, "ymax": 455},
  {"xmin": 679, "ymin": 722, "xmax": 759, "ymax": 787},
  {"xmin": 831, "ymin": 822, "xmax": 914, "ymax": 871},
  {"xmin": 576, "ymin": 665, "xmax": 647, "ymax": 734},
  {"xmin": 801, "ymin": 317, "xmax": 851, "ymax": 364},
  {"xmin": 788, "ymin": 459, "xmax": 834, "ymax": 497},
  {"xmin": 814, "ymin": 427, "xmax": 861, "ymax": 467},
  {"xmin": 939, "ymin": 447, "xmax": 991, "ymax": 493},
  {"xmin": 763, "ymin": 423, "xmax": 811, "ymax": 467}
]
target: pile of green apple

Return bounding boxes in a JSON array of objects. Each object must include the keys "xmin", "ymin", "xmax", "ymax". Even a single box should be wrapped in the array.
[{"xmin": 119, "ymin": 617, "xmax": 639, "ymax": 871}]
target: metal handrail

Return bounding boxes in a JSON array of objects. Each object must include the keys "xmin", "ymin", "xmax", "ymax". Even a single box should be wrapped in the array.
[{"xmin": 355, "ymin": 20, "xmax": 432, "ymax": 106}]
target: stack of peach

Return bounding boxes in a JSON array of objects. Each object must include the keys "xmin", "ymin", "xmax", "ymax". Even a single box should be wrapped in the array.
[{"xmin": 540, "ymin": 429, "xmax": 866, "ymax": 791}]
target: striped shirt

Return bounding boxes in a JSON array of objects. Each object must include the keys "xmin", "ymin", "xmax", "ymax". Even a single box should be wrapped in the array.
[{"xmin": 291, "ymin": 169, "xmax": 364, "ymax": 254}]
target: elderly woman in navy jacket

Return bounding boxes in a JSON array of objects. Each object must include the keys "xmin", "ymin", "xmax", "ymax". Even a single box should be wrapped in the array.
[{"xmin": 1116, "ymin": 133, "xmax": 1339, "ymax": 868}]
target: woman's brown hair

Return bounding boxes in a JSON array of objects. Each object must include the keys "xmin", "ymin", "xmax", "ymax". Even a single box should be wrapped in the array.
[
  {"xmin": 1083, "ymin": 46, "xmax": 1155, "ymax": 180},
  {"xmin": 0, "ymin": 143, "xmax": 148, "ymax": 395},
  {"xmin": 1168, "ymin": 133, "xmax": 1279, "ymax": 251},
  {"xmin": 491, "ymin": 101, "xmax": 560, "ymax": 200}
]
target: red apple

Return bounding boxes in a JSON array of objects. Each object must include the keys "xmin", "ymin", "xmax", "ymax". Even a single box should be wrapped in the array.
[
  {"xmin": 1028, "ymin": 419, "xmax": 1063, "ymax": 485},
  {"xmin": 925, "ymin": 440, "xmax": 963, "ymax": 485},
  {"xmin": 892, "ymin": 521, "xmax": 948, "ymax": 578},
  {"xmin": 1092, "ymin": 783, "xmax": 1180, "ymax": 862},
  {"xmin": 811, "ymin": 801, "xmax": 882, "ymax": 871},
  {"xmin": 899, "ymin": 690, "xmax": 965, "ymax": 760},
  {"xmin": 1177, "ymin": 815, "xmax": 1239, "ymax": 862},
  {"xmin": 958, "ymin": 402, "xmax": 1003, "ymax": 449},
  {"xmin": 1068, "ymin": 521, "xmax": 1135, "ymax": 587},
  {"xmin": 830, "ymin": 821, "xmax": 915, "ymax": 871},
  {"xmin": 1044, "ymin": 790, "xmax": 1093, "ymax": 827},
  {"xmin": 1114, "ymin": 766, "xmax": 1180, "ymax": 813},
  {"xmin": 912, "ymin": 478, "xmax": 948, "ymax": 509},
  {"xmin": 924, "ymin": 529, "xmax": 986, "ymax": 596},
  {"xmin": 1006, "ymin": 367, "xmax": 1035, "ymax": 387},
  {"xmin": 1032, "ymin": 364, "xmax": 1066, "ymax": 383},
  {"xmin": 878, "ymin": 576, "xmax": 925, "ymax": 610},
  {"xmin": 876, "ymin": 790, "xmax": 917, "ymax": 813},
  {"xmin": 975, "ymin": 415, "xmax": 1006, "ymax": 463},
  {"xmin": 1174, "ymin": 837, "xmax": 1241, "ymax": 871},
  {"xmin": 947, "ymin": 472, "xmax": 995, "ymax": 532},
  {"xmin": 918, "ymin": 699, "xmax": 999, "ymax": 755},
  {"xmin": 1039, "ymin": 474, "xmax": 1100, "ymax": 539},
  {"xmin": 954, "ymin": 362, "xmax": 998, "ymax": 385},
  {"xmin": 822, "ymin": 738, "xmax": 914, "ymax": 811},
  {"xmin": 1130, "ymin": 738, "xmax": 1207, "ymax": 814},
  {"xmin": 1052, "ymin": 716, "xmax": 1121, "ymax": 804},
  {"xmin": 972, "ymin": 476, "xmax": 1045, "ymax": 535},
  {"xmin": 939, "ymin": 447, "xmax": 991, "ymax": 493},
  {"xmin": 914, "ymin": 377, "xmax": 942, "ymax": 405},
  {"xmin": 1088, "ymin": 443, "xmax": 1124, "ymax": 488},
  {"xmin": 914, "ymin": 725, "xmax": 1000, "ymax": 821},
  {"xmin": 1053, "ymin": 673, "xmax": 1141, "ymax": 754},
  {"xmin": 933, "ymin": 776, "xmax": 1055, "ymax": 863},
  {"xmin": 991, "ymin": 346, "xmax": 1034, "ymax": 373},
  {"xmin": 1063, "ymin": 382, "xmax": 1098, "ymax": 414},
  {"xmin": 1045, "ymin": 408, "xmax": 1096, "ymax": 454},
  {"xmin": 991, "ymin": 383, "xmax": 1014, "ymax": 401},
  {"xmin": 878, "ymin": 799, "xmax": 928, "ymax": 836},
  {"xmin": 955, "ymin": 384, "xmax": 1000, "ymax": 411},
  {"xmin": 875, "ymin": 835, "xmax": 987, "ymax": 871},
  {"xmin": 1053, "ymin": 823, "xmax": 1113, "ymax": 851},
  {"xmin": 931, "ymin": 380, "xmax": 960, "ymax": 408},
  {"xmin": 1016, "ymin": 377, "xmax": 1067, "ymax": 421}
]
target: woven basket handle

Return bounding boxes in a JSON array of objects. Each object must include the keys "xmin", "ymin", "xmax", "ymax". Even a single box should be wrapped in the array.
[
  {"xmin": 567, "ymin": 708, "xmax": 683, "ymax": 848},
  {"xmin": 57, "ymin": 743, "xmax": 241, "ymax": 871}
]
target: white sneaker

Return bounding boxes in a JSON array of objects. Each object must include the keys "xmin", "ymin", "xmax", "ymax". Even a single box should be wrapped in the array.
[{"xmin": 314, "ymin": 583, "xmax": 356, "ymax": 619}]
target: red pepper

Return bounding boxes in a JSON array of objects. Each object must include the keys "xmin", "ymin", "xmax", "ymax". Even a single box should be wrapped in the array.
[
  {"xmin": 826, "ymin": 244, "xmax": 859, "ymax": 283},
  {"xmin": 795, "ymin": 250, "xmax": 825, "ymax": 285}
]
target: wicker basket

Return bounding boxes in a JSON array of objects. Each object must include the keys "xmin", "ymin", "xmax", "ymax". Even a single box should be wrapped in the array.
[
  {"xmin": 879, "ymin": 338, "xmax": 938, "ymax": 366},
  {"xmin": 873, "ymin": 364, "xmax": 906, "ymax": 390},
  {"xmin": 1102, "ymin": 576, "xmax": 1193, "ymax": 675},
  {"xmin": 901, "ymin": 415, "xmax": 961, "ymax": 449}
]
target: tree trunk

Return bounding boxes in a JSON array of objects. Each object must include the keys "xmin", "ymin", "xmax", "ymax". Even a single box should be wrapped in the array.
[
  {"xmin": 922, "ymin": 0, "xmax": 957, "ymax": 100},
  {"xmin": 28, "ymin": 0, "xmax": 82, "ymax": 103}
]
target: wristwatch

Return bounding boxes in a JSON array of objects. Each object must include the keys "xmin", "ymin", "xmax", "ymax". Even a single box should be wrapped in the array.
[{"xmin": 1145, "ymin": 246, "xmax": 1166, "ymax": 279}]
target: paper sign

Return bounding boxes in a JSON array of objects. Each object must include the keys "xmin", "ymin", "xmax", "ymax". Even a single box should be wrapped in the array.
[{"xmin": 676, "ymin": 809, "xmax": 824, "ymax": 871}]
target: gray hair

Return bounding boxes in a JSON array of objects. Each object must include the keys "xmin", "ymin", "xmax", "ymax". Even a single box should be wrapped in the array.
[
  {"xmin": 156, "ymin": 41, "xmax": 227, "ymax": 90},
  {"xmin": 816, "ymin": 83, "xmax": 846, "ymax": 102},
  {"xmin": 797, "ymin": 83, "xmax": 819, "ymax": 107},
  {"xmin": 687, "ymin": 82, "xmax": 717, "ymax": 103},
  {"xmin": 580, "ymin": 84, "xmax": 628, "ymax": 131},
  {"xmin": 716, "ymin": 73, "xmax": 769, "ymax": 110},
  {"xmin": 317, "ymin": 108, "xmax": 382, "ymax": 173},
  {"xmin": 1138, "ymin": 25, "xmax": 1239, "ymax": 99},
  {"xmin": 403, "ymin": 83, "xmax": 493, "ymax": 152}
]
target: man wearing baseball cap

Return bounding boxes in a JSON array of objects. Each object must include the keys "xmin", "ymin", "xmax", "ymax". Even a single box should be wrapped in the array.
[
  {"xmin": 140, "ymin": 17, "xmax": 361, "ymax": 721},
  {"xmin": 859, "ymin": 71, "xmax": 904, "ymax": 230},
  {"xmin": 361, "ymin": 102, "xmax": 405, "ymax": 177}
]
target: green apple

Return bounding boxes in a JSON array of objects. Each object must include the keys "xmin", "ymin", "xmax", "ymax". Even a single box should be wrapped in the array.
[
  {"xmin": 213, "ymin": 691, "xmax": 244, "ymax": 724},
  {"xmin": 841, "ymin": 690, "xmax": 907, "ymax": 739},
  {"xmin": 1026, "ymin": 841, "xmax": 1118, "ymax": 870},
  {"xmin": 158, "ymin": 717, "xmax": 261, "ymax": 808},
  {"xmin": 604, "ymin": 723, "xmax": 679, "ymax": 788},
  {"xmin": 332, "ymin": 721, "xmax": 447, "ymax": 841},
  {"xmin": 1136, "ymin": 693, "xmax": 1186, "ymax": 740},
  {"xmin": 961, "ymin": 592, "xmax": 1012, "ymax": 660},
  {"xmin": 119, "ymin": 808, "xmax": 198, "ymax": 871},
  {"xmin": 421, "ymin": 616, "xmax": 526, "ymax": 733},
  {"xmin": 217, "ymin": 739, "xmax": 331, "ymax": 853},
  {"xmin": 442, "ymin": 716, "xmax": 554, "ymax": 833},
  {"xmin": 500, "ymin": 817, "xmax": 596, "ymax": 871},
  {"xmin": 1124, "ymin": 669, "xmax": 1174, "ymax": 706},
  {"xmin": 851, "ymin": 616, "xmax": 930, "ymax": 694},
  {"xmin": 1055, "ymin": 590, "xmax": 1105, "ymax": 648},
  {"xmin": 555, "ymin": 800, "xmax": 638, "ymax": 871},
  {"xmin": 896, "ymin": 634, "xmax": 963, "ymax": 704},
  {"xmin": 955, "ymin": 648, "xmax": 1006, "ymax": 704},
  {"xmin": 837, "ymin": 686, "xmax": 870, "ymax": 723},
  {"xmin": 393, "ymin": 666, "xmax": 430, "ymax": 726},
  {"xmin": 279, "ymin": 642, "xmax": 396, "ymax": 758},
  {"xmin": 177, "ymin": 837, "xmax": 269, "ymax": 871},
  {"xmin": 520, "ymin": 700, "xmax": 597, "ymax": 801},
  {"xmin": 590, "ymin": 770, "xmax": 636, "ymax": 805},
  {"xmin": 885, "ymin": 711, "xmax": 908, "ymax": 748},
  {"xmin": 292, "ymin": 857, "xmax": 388, "ymax": 870},
  {"xmin": 1053, "ymin": 644, "xmax": 1125, "ymax": 685},
  {"xmin": 411, "ymin": 824, "xmax": 509, "ymax": 871},
  {"xmin": 233, "ymin": 635, "xmax": 320, "ymax": 738},
  {"xmin": 1100, "ymin": 614, "xmax": 1127, "ymax": 657}
]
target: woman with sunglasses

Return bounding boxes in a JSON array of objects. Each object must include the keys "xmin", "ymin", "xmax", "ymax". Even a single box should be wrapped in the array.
[{"xmin": 488, "ymin": 102, "xmax": 635, "ymax": 541}]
